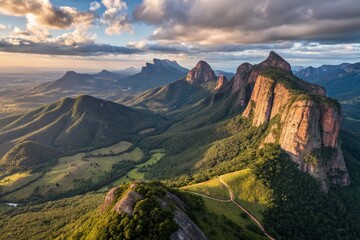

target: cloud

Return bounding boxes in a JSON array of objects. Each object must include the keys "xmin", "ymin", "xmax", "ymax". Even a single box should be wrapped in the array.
[
  {"xmin": 133, "ymin": 0, "xmax": 360, "ymax": 45},
  {"xmin": 0, "ymin": 0, "xmax": 97, "ymax": 42},
  {"xmin": 101, "ymin": 0, "xmax": 132, "ymax": 35},
  {"xmin": 0, "ymin": 24, "xmax": 11, "ymax": 31},
  {"xmin": 90, "ymin": 1, "xmax": 101, "ymax": 11},
  {"xmin": 0, "ymin": 37, "xmax": 142, "ymax": 56}
]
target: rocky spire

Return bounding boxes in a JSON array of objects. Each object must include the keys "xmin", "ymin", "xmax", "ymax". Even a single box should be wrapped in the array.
[
  {"xmin": 185, "ymin": 61, "xmax": 217, "ymax": 84},
  {"xmin": 259, "ymin": 51, "xmax": 292, "ymax": 71}
]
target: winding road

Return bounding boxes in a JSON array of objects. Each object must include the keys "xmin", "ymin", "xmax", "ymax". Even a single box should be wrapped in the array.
[{"xmin": 187, "ymin": 177, "xmax": 275, "ymax": 240}]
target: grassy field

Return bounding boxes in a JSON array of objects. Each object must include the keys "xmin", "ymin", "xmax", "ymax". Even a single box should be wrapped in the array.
[
  {"xmin": 2, "ymin": 146, "xmax": 144, "ymax": 202},
  {"xmin": 182, "ymin": 178, "xmax": 229, "ymax": 200},
  {"xmin": 221, "ymin": 169, "xmax": 270, "ymax": 221},
  {"xmin": 201, "ymin": 197, "xmax": 267, "ymax": 240},
  {"xmin": 99, "ymin": 149, "xmax": 165, "ymax": 191},
  {"xmin": 183, "ymin": 169, "xmax": 270, "ymax": 222},
  {"xmin": 0, "ymin": 172, "xmax": 42, "ymax": 194},
  {"xmin": 89, "ymin": 141, "xmax": 133, "ymax": 156}
]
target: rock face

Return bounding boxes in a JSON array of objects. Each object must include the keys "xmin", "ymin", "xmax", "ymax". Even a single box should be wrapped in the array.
[
  {"xmin": 259, "ymin": 51, "xmax": 291, "ymax": 71},
  {"xmin": 243, "ymin": 74, "xmax": 350, "ymax": 190},
  {"xmin": 215, "ymin": 76, "xmax": 227, "ymax": 90},
  {"xmin": 186, "ymin": 61, "xmax": 217, "ymax": 84},
  {"xmin": 101, "ymin": 183, "xmax": 208, "ymax": 239},
  {"xmin": 171, "ymin": 210, "xmax": 208, "ymax": 240},
  {"xmin": 228, "ymin": 51, "xmax": 293, "ymax": 107}
]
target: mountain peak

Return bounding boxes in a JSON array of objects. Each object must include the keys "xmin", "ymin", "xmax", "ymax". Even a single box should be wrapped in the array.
[
  {"xmin": 260, "ymin": 51, "xmax": 291, "ymax": 71},
  {"xmin": 186, "ymin": 61, "xmax": 217, "ymax": 84},
  {"xmin": 63, "ymin": 71, "xmax": 78, "ymax": 78}
]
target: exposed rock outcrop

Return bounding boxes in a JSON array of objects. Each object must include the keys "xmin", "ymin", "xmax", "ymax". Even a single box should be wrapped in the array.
[
  {"xmin": 186, "ymin": 61, "xmax": 217, "ymax": 84},
  {"xmin": 215, "ymin": 76, "xmax": 227, "ymax": 90},
  {"xmin": 228, "ymin": 51, "xmax": 292, "ymax": 107},
  {"xmin": 259, "ymin": 51, "xmax": 292, "ymax": 71},
  {"xmin": 100, "ymin": 183, "xmax": 208, "ymax": 239},
  {"xmin": 243, "ymin": 73, "xmax": 350, "ymax": 190},
  {"xmin": 171, "ymin": 210, "xmax": 208, "ymax": 240}
]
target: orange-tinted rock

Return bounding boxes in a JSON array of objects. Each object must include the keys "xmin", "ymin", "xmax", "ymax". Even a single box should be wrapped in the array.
[
  {"xmin": 243, "ymin": 73, "xmax": 349, "ymax": 190},
  {"xmin": 215, "ymin": 76, "xmax": 227, "ymax": 90},
  {"xmin": 230, "ymin": 51, "xmax": 292, "ymax": 107},
  {"xmin": 320, "ymin": 104, "xmax": 341, "ymax": 147},
  {"xmin": 186, "ymin": 61, "xmax": 217, "ymax": 84},
  {"xmin": 243, "ymin": 76, "xmax": 275, "ymax": 126}
]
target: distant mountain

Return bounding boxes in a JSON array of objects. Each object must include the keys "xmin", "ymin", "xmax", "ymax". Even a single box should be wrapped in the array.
[
  {"xmin": 120, "ymin": 59, "xmax": 188, "ymax": 90},
  {"xmin": 295, "ymin": 62, "xmax": 360, "ymax": 136},
  {"xmin": 15, "ymin": 70, "xmax": 126, "ymax": 103},
  {"xmin": 0, "ymin": 95, "xmax": 165, "ymax": 173},
  {"xmin": 292, "ymin": 66, "xmax": 306, "ymax": 73},
  {"xmin": 214, "ymin": 70, "xmax": 235, "ymax": 79},
  {"xmin": 124, "ymin": 60, "xmax": 219, "ymax": 111},
  {"xmin": 294, "ymin": 63, "xmax": 360, "ymax": 99},
  {"xmin": 115, "ymin": 66, "xmax": 140, "ymax": 75}
]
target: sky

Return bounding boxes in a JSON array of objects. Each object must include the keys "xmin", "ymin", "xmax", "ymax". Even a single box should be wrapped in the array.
[{"xmin": 0, "ymin": 0, "xmax": 359, "ymax": 72}]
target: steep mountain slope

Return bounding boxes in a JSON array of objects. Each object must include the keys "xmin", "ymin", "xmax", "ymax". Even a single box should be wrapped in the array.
[
  {"xmin": 135, "ymin": 52, "xmax": 348, "ymax": 191},
  {"xmin": 124, "ymin": 60, "xmax": 219, "ymax": 112},
  {"xmin": 242, "ymin": 70, "xmax": 349, "ymax": 189},
  {"xmin": 0, "ymin": 141, "xmax": 58, "ymax": 172},
  {"xmin": 0, "ymin": 95, "xmax": 165, "ymax": 172},
  {"xmin": 120, "ymin": 59, "xmax": 188, "ymax": 90}
]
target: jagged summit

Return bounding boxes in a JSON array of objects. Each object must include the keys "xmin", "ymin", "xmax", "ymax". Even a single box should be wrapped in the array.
[
  {"xmin": 152, "ymin": 59, "xmax": 187, "ymax": 71},
  {"xmin": 259, "ymin": 51, "xmax": 291, "ymax": 71},
  {"xmin": 186, "ymin": 61, "xmax": 217, "ymax": 84}
]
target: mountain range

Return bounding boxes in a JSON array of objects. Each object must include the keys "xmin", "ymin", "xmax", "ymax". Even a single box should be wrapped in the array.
[
  {"xmin": 0, "ymin": 95, "xmax": 165, "ymax": 173},
  {"xmin": 14, "ymin": 59, "xmax": 189, "ymax": 104},
  {"xmin": 1, "ymin": 52, "xmax": 360, "ymax": 240}
]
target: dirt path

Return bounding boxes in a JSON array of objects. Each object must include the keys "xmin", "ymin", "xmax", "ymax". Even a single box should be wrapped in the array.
[
  {"xmin": 219, "ymin": 177, "xmax": 275, "ymax": 240},
  {"xmin": 186, "ymin": 177, "xmax": 275, "ymax": 240}
]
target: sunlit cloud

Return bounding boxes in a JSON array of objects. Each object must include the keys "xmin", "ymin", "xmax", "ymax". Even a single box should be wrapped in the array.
[
  {"xmin": 101, "ymin": 0, "xmax": 132, "ymax": 35},
  {"xmin": 134, "ymin": 0, "xmax": 360, "ymax": 45}
]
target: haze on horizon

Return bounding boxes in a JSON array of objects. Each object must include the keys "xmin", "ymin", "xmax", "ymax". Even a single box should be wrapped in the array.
[{"xmin": 0, "ymin": 0, "xmax": 359, "ymax": 72}]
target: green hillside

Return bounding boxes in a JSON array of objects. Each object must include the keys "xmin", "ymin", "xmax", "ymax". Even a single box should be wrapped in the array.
[{"xmin": 0, "ymin": 95, "xmax": 165, "ymax": 173}]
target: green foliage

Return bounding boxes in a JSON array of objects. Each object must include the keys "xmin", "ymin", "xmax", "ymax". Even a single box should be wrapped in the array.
[
  {"xmin": 0, "ymin": 193, "xmax": 103, "ymax": 240},
  {"xmin": 0, "ymin": 141, "xmax": 58, "ymax": 173},
  {"xmin": 63, "ymin": 182, "xmax": 178, "ymax": 240},
  {"xmin": 172, "ymin": 190, "xmax": 247, "ymax": 240},
  {"xmin": 252, "ymin": 144, "xmax": 360, "ymax": 240}
]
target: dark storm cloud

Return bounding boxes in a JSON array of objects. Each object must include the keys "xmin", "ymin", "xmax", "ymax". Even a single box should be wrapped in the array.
[
  {"xmin": 133, "ymin": 0, "xmax": 360, "ymax": 45},
  {"xmin": 0, "ymin": 38, "xmax": 142, "ymax": 56}
]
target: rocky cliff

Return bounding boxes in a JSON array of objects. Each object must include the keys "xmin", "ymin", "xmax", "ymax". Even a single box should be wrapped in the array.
[
  {"xmin": 242, "ymin": 71, "xmax": 350, "ymax": 190},
  {"xmin": 186, "ymin": 61, "xmax": 217, "ymax": 84}
]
